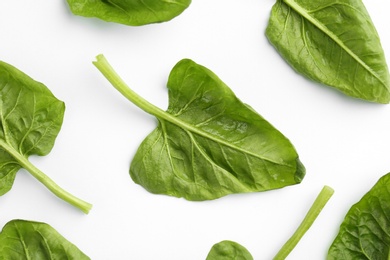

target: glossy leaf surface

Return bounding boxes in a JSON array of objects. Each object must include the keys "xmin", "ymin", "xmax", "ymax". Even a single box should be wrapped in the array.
[
  {"xmin": 328, "ymin": 173, "xmax": 390, "ymax": 259},
  {"xmin": 0, "ymin": 60, "xmax": 92, "ymax": 213},
  {"xmin": 266, "ymin": 0, "xmax": 390, "ymax": 103},
  {"xmin": 94, "ymin": 55, "xmax": 305, "ymax": 201},
  {"xmin": 66, "ymin": 0, "xmax": 191, "ymax": 26},
  {"xmin": 0, "ymin": 219, "xmax": 90, "ymax": 259},
  {"xmin": 206, "ymin": 240, "xmax": 253, "ymax": 260}
]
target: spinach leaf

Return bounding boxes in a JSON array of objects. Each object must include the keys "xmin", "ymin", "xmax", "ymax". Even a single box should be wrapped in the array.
[
  {"xmin": 206, "ymin": 240, "xmax": 254, "ymax": 260},
  {"xmin": 0, "ymin": 219, "xmax": 90, "ymax": 259},
  {"xmin": 66, "ymin": 0, "xmax": 191, "ymax": 26},
  {"xmin": 266, "ymin": 0, "xmax": 390, "ymax": 103},
  {"xmin": 94, "ymin": 54, "xmax": 305, "ymax": 201},
  {"xmin": 0, "ymin": 60, "xmax": 91, "ymax": 213},
  {"xmin": 328, "ymin": 173, "xmax": 390, "ymax": 259}
]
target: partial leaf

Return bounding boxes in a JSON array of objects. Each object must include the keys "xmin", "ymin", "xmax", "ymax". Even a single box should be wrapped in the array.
[
  {"xmin": 328, "ymin": 173, "xmax": 390, "ymax": 259},
  {"xmin": 0, "ymin": 60, "xmax": 91, "ymax": 213},
  {"xmin": 266, "ymin": 0, "xmax": 390, "ymax": 103},
  {"xmin": 0, "ymin": 219, "xmax": 90, "ymax": 260},
  {"xmin": 206, "ymin": 240, "xmax": 253, "ymax": 260},
  {"xmin": 66, "ymin": 0, "xmax": 191, "ymax": 26},
  {"xmin": 94, "ymin": 55, "xmax": 305, "ymax": 201}
]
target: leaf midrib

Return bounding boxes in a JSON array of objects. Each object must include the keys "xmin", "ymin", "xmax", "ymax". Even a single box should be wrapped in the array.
[
  {"xmin": 158, "ymin": 112, "xmax": 291, "ymax": 167},
  {"xmin": 283, "ymin": 0, "xmax": 387, "ymax": 88},
  {"xmin": 187, "ymin": 129, "xmax": 253, "ymax": 191},
  {"xmin": 159, "ymin": 120, "xmax": 254, "ymax": 190},
  {"xmin": 14, "ymin": 222, "xmax": 32, "ymax": 260}
]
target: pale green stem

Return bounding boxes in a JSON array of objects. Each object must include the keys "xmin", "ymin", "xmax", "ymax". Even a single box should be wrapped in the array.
[
  {"xmin": 93, "ymin": 54, "xmax": 167, "ymax": 119},
  {"xmin": 0, "ymin": 139, "xmax": 92, "ymax": 214},
  {"xmin": 273, "ymin": 185, "xmax": 334, "ymax": 260}
]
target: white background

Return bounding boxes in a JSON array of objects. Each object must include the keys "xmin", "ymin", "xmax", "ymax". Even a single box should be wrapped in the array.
[{"xmin": 1, "ymin": 1, "xmax": 390, "ymax": 259}]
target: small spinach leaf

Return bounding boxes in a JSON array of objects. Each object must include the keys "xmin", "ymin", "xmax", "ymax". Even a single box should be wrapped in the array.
[
  {"xmin": 66, "ymin": 0, "xmax": 191, "ymax": 26},
  {"xmin": 206, "ymin": 240, "xmax": 254, "ymax": 260},
  {"xmin": 266, "ymin": 0, "xmax": 390, "ymax": 103},
  {"xmin": 94, "ymin": 54, "xmax": 305, "ymax": 201},
  {"xmin": 0, "ymin": 219, "xmax": 90, "ymax": 259},
  {"xmin": 328, "ymin": 173, "xmax": 390, "ymax": 259},
  {"xmin": 0, "ymin": 60, "xmax": 91, "ymax": 213}
]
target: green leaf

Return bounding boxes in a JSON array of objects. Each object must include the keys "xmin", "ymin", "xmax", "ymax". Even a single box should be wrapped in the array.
[
  {"xmin": 66, "ymin": 0, "xmax": 191, "ymax": 26},
  {"xmin": 206, "ymin": 240, "xmax": 254, "ymax": 260},
  {"xmin": 328, "ymin": 173, "xmax": 390, "ymax": 260},
  {"xmin": 266, "ymin": 0, "xmax": 390, "ymax": 103},
  {"xmin": 0, "ymin": 219, "xmax": 90, "ymax": 259},
  {"xmin": 94, "ymin": 54, "xmax": 305, "ymax": 201},
  {"xmin": 0, "ymin": 60, "xmax": 92, "ymax": 213}
]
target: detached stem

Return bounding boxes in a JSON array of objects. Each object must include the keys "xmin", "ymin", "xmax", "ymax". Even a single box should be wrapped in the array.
[
  {"xmin": 273, "ymin": 185, "xmax": 334, "ymax": 260},
  {"xmin": 0, "ymin": 139, "xmax": 92, "ymax": 214}
]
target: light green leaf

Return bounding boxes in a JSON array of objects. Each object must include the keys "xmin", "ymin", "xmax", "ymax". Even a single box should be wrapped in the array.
[
  {"xmin": 66, "ymin": 0, "xmax": 191, "ymax": 26},
  {"xmin": 0, "ymin": 60, "xmax": 91, "ymax": 213},
  {"xmin": 266, "ymin": 0, "xmax": 390, "ymax": 103},
  {"xmin": 94, "ymin": 55, "xmax": 305, "ymax": 201},
  {"xmin": 0, "ymin": 219, "xmax": 90, "ymax": 260},
  {"xmin": 328, "ymin": 173, "xmax": 390, "ymax": 259},
  {"xmin": 206, "ymin": 240, "xmax": 253, "ymax": 260}
]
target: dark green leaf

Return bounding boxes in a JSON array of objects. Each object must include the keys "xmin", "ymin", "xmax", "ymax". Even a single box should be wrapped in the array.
[
  {"xmin": 328, "ymin": 173, "xmax": 390, "ymax": 259},
  {"xmin": 0, "ymin": 60, "xmax": 91, "ymax": 213},
  {"xmin": 206, "ymin": 240, "xmax": 253, "ymax": 260},
  {"xmin": 94, "ymin": 55, "xmax": 305, "ymax": 201},
  {"xmin": 66, "ymin": 0, "xmax": 191, "ymax": 26},
  {"xmin": 0, "ymin": 219, "xmax": 90, "ymax": 259},
  {"xmin": 266, "ymin": 0, "xmax": 390, "ymax": 103}
]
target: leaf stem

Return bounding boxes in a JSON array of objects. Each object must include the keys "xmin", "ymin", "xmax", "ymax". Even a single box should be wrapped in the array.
[
  {"xmin": 0, "ymin": 139, "xmax": 92, "ymax": 214},
  {"xmin": 93, "ymin": 55, "xmax": 207, "ymax": 141},
  {"xmin": 93, "ymin": 54, "xmax": 167, "ymax": 119},
  {"xmin": 273, "ymin": 185, "xmax": 334, "ymax": 259}
]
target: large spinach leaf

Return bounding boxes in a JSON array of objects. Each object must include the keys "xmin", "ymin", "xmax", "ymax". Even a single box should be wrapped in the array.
[
  {"xmin": 328, "ymin": 173, "xmax": 390, "ymax": 259},
  {"xmin": 0, "ymin": 219, "xmax": 90, "ymax": 259},
  {"xmin": 66, "ymin": 0, "xmax": 191, "ymax": 26},
  {"xmin": 94, "ymin": 54, "xmax": 305, "ymax": 201},
  {"xmin": 266, "ymin": 0, "xmax": 390, "ymax": 103},
  {"xmin": 0, "ymin": 60, "xmax": 91, "ymax": 213},
  {"xmin": 206, "ymin": 240, "xmax": 253, "ymax": 260}
]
